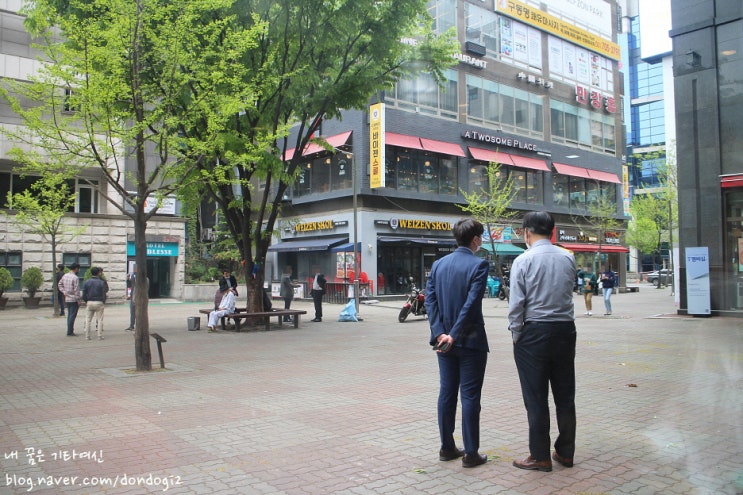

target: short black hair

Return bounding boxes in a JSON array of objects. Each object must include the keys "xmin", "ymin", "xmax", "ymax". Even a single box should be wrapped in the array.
[
  {"xmin": 91, "ymin": 267, "xmax": 101, "ymax": 276},
  {"xmin": 452, "ymin": 218, "xmax": 485, "ymax": 247},
  {"xmin": 522, "ymin": 211, "xmax": 554, "ymax": 236},
  {"xmin": 69, "ymin": 263, "xmax": 80, "ymax": 270}
]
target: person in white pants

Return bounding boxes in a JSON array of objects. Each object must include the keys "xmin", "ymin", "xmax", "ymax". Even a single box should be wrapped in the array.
[{"xmin": 208, "ymin": 285, "xmax": 236, "ymax": 332}]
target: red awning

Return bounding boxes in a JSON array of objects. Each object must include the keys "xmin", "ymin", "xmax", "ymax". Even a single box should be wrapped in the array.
[
  {"xmin": 588, "ymin": 169, "xmax": 621, "ymax": 184},
  {"xmin": 721, "ymin": 174, "xmax": 743, "ymax": 188},
  {"xmin": 469, "ymin": 147, "xmax": 515, "ymax": 166},
  {"xmin": 509, "ymin": 154, "xmax": 550, "ymax": 172},
  {"xmin": 283, "ymin": 131, "xmax": 352, "ymax": 160},
  {"xmin": 558, "ymin": 243, "xmax": 629, "ymax": 253},
  {"xmin": 553, "ymin": 162, "xmax": 593, "ymax": 179},
  {"xmin": 419, "ymin": 137, "xmax": 466, "ymax": 157},
  {"xmin": 386, "ymin": 132, "xmax": 424, "ymax": 150},
  {"xmin": 302, "ymin": 131, "xmax": 353, "ymax": 155}
]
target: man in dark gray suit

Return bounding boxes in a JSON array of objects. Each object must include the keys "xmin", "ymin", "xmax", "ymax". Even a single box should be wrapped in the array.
[{"xmin": 425, "ymin": 218, "xmax": 490, "ymax": 468}]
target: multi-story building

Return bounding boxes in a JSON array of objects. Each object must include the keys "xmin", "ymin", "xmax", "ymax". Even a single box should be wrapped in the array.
[
  {"xmin": 268, "ymin": 0, "xmax": 629, "ymax": 295},
  {"xmin": 670, "ymin": 0, "xmax": 743, "ymax": 316},
  {"xmin": 622, "ymin": 0, "xmax": 677, "ymax": 273},
  {"xmin": 0, "ymin": 0, "xmax": 186, "ymax": 301}
]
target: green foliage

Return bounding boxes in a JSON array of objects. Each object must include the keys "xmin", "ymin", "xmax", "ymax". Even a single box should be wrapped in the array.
[
  {"xmin": 0, "ymin": 267, "xmax": 13, "ymax": 296},
  {"xmin": 21, "ymin": 267, "xmax": 44, "ymax": 297},
  {"xmin": 458, "ymin": 160, "xmax": 517, "ymax": 282}
]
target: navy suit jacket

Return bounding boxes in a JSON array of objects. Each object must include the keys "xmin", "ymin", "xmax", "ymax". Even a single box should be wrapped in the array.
[{"xmin": 425, "ymin": 246, "xmax": 490, "ymax": 352}]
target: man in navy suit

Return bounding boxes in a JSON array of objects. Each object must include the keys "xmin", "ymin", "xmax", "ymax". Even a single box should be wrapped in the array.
[{"xmin": 425, "ymin": 218, "xmax": 490, "ymax": 468}]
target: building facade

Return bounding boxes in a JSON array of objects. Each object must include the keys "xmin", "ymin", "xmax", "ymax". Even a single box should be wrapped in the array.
[
  {"xmin": 268, "ymin": 0, "xmax": 630, "ymax": 295},
  {"xmin": 0, "ymin": 0, "xmax": 187, "ymax": 302},
  {"xmin": 622, "ymin": 0, "xmax": 677, "ymax": 273},
  {"xmin": 670, "ymin": 0, "xmax": 743, "ymax": 315}
]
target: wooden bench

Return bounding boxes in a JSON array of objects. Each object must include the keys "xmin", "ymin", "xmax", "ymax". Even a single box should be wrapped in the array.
[{"xmin": 198, "ymin": 308, "xmax": 307, "ymax": 332}]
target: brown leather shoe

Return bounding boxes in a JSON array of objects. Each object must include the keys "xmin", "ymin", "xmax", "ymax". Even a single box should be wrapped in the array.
[
  {"xmin": 439, "ymin": 448, "xmax": 464, "ymax": 461},
  {"xmin": 552, "ymin": 451, "xmax": 574, "ymax": 467},
  {"xmin": 462, "ymin": 453, "xmax": 487, "ymax": 468},
  {"xmin": 513, "ymin": 455, "xmax": 552, "ymax": 472}
]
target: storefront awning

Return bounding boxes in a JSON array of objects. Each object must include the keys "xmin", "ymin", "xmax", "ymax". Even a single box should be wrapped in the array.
[
  {"xmin": 268, "ymin": 236, "xmax": 347, "ymax": 252},
  {"xmin": 721, "ymin": 174, "xmax": 743, "ymax": 188},
  {"xmin": 330, "ymin": 242, "xmax": 361, "ymax": 253},
  {"xmin": 469, "ymin": 147, "xmax": 549, "ymax": 171},
  {"xmin": 588, "ymin": 169, "xmax": 621, "ymax": 184},
  {"xmin": 283, "ymin": 131, "xmax": 352, "ymax": 160},
  {"xmin": 553, "ymin": 163, "xmax": 621, "ymax": 183},
  {"xmin": 558, "ymin": 243, "xmax": 629, "ymax": 253},
  {"xmin": 420, "ymin": 137, "xmax": 466, "ymax": 157},
  {"xmin": 553, "ymin": 162, "xmax": 593, "ymax": 179},
  {"xmin": 378, "ymin": 236, "xmax": 456, "ymax": 246},
  {"xmin": 480, "ymin": 243, "xmax": 525, "ymax": 255},
  {"xmin": 386, "ymin": 132, "xmax": 424, "ymax": 150}
]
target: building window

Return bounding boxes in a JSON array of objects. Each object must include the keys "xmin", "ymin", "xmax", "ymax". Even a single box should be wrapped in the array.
[
  {"xmin": 553, "ymin": 175, "xmax": 617, "ymax": 211},
  {"xmin": 0, "ymin": 252, "xmax": 23, "ymax": 292},
  {"xmin": 468, "ymin": 162, "xmax": 543, "ymax": 205},
  {"xmin": 62, "ymin": 253, "xmax": 91, "ymax": 283},
  {"xmin": 389, "ymin": 69, "xmax": 458, "ymax": 120},
  {"xmin": 465, "ymin": 3, "xmax": 498, "ymax": 56},
  {"xmin": 384, "ymin": 147, "xmax": 458, "ymax": 196},
  {"xmin": 1, "ymin": 174, "xmax": 99, "ymax": 213},
  {"xmin": 428, "ymin": 0, "xmax": 456, "ymax": 35},
  {"xmin": 551, "ymin": 99, "xmax": 614, "ymax": 154},
  {"xmin": 292, "ymin": 151, "xmax": 356, "ymax": 197},
  {"xmin": 467, "ymin": 75, "xmax": 544, "ymax": 137}
]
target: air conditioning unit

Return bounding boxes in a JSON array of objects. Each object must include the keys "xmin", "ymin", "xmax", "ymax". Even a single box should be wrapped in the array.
[{"xmin": 517, "ymin": 72, "xmax": 527, "ymax": 80}]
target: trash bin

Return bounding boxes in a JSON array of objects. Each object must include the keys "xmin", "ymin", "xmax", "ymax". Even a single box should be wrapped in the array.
[{"xmin": 187, "ymin": 317, "xmax": 200, "ymax": 331}]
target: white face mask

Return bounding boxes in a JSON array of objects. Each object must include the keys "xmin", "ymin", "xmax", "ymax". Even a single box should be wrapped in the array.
[{"xmin": 524, "ymin": 230, "xmax": 531, "ymax": 249}]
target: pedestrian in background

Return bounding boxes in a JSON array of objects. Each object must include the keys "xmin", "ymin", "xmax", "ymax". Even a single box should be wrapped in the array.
[
  {"xmin": 280, "ymin": 265, "xmax": 299, "ymax": 322},
  {"xmin": 310, "ymin": 273, "xmax": 326, "ymax": 322},
  {"xmin": 425, "ymin": 218, "xmax": 490, "ymax": 469},
  {"xmin": 208, "ymin": 285, "xmax": 236, "ymax": 332},
  {"xmin": 219, "ymin": 269, "xmax": 239, "ymax": 297},
  {"xmin": 125, "ymin": 265, "xmax": 137, "ymax": 331},
  {"xmin": 508, "ymin": 211, "xmax": 576, "ymax": 472},
  {"xmin": 58, "ymin": 263, "xmax": 81, "ymax": 336},
  {"xmin": 600, "ymin": 267, "xmax": 616, "ymax": 315},
  {"xmin": 582, "ymin": 267, "xmax": 597, "ymax": 316},
  {"xmin": 54, "ymin": 264, "xmax": 65, "ymax": 316},
  {"xmin": 82, "ymin": 267, "xmax": 108, "ymax": 340}
]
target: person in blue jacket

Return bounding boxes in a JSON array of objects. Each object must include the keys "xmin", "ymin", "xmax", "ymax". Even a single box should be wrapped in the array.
[{"xmin": 425, "ymin": 218, "xmax": 490, "ymax": 469}]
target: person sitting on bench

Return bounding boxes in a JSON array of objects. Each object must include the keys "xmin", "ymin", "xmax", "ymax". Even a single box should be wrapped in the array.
[{"xmin": 208, "ymin": 283, "xmax": 236, "ymax": 333}]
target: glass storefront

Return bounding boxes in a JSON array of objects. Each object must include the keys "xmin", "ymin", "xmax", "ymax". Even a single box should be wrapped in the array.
[{"xmin": 724, "ymin": 189, "xmax": 743, "ymax": 309}]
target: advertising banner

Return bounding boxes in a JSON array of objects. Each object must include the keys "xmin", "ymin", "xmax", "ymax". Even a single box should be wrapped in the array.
[
  {"xmin": 369, "ymin": 102, "xmax": 385, "ymax": 188},
  {"xmin": 685, "ymin": 247, "xmax": 711, "ymax": 315}
]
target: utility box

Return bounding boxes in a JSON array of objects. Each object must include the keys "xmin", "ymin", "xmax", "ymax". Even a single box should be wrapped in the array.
[{"xmin": 187, "ymin": 317, "xmax": 200, "ymax": 331}]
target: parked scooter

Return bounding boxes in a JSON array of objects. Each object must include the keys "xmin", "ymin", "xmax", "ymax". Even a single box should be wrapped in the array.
[{"xmin": 398, "ymin": 279, "xmax": 427, "ymax": 322}]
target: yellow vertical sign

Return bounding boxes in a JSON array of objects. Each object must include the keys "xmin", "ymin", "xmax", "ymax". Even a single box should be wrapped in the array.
[{"xmin": 369, "ymin": 102, "xmax": 385, "ymax": 188}]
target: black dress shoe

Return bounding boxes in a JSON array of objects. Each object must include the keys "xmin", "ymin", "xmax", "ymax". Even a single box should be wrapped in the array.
[
  {"xmin": 513, "ymin": 455, "xmax": 552, "ymax": 472},
  {"xmin": 439, "ymin": 448, "xmax": 464, "ymax": 461},
  {"xmin": 552, "ymin": 451, "xmax": 573, "ymax": 467},
  {"xmin": 462, "ymin": 453, "xmax": 487, "ymax": 468},
  {"xmin": 311, "ymin": 318, "xmax": 322, "ymax": 322}
]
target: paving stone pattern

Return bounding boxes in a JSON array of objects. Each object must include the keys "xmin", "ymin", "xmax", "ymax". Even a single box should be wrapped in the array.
[{"xmin": 1, "ymin": 287, "xmax": 741, "ymax": 494}]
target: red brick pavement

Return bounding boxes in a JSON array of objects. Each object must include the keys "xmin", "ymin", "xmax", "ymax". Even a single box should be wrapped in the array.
[{"xmin": 1, "ymin": 287, "xmax": 741, "ymax": 494}]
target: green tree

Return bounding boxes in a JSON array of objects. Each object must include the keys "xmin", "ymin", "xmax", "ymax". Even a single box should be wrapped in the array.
[
  {"xmin": 1, "ymin": 0, "xmax": 258, "ymax": 370},
  {"xmin": 458, "ymin": 160, "xmax": 517, "ymax": 297},
  {"xmin": 176, "ymin": 0, "xmax": 457, "ymax": 312},
  {"xmin": 627, "ymin": 151, "xmax": 678, "ymax": 286},
  {"xmin": 4, "ymin": 174, "xmax": 85, "ymax": 315},
  {"xmin": 574, "ymin": 185, "xmax": 624, "ymax": 273}
]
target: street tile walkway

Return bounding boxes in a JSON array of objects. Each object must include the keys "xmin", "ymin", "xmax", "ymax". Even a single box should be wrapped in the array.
[{"xmin": 1, "ymin": 286, "xmax": 741, "ymax": 494}]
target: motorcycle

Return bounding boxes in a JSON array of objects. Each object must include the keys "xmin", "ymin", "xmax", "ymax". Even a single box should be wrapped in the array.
[{"xmin": 398, "ymin": 280, "xmax": 427, "ymax": 322}]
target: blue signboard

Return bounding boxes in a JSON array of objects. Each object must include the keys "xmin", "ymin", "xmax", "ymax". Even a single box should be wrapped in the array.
[{"xmin": 127, "ymin": 242, "xmax": 179, "ymax": 257}]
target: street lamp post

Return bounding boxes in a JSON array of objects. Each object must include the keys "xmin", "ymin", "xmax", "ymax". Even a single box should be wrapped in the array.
[{"xmin": 335, "ymin": 147, "xmax": 360, "ymax": 317}]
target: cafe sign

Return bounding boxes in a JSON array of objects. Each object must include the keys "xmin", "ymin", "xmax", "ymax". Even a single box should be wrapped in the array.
[{"xmin": 387, "ymin": 218, "xmax": 453, "ymax": 231}]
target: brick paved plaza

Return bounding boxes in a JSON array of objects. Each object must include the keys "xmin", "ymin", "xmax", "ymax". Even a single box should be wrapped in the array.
[{"xmin": 1, "ymin": 286, "xmax": 741, "ymax": 494}]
